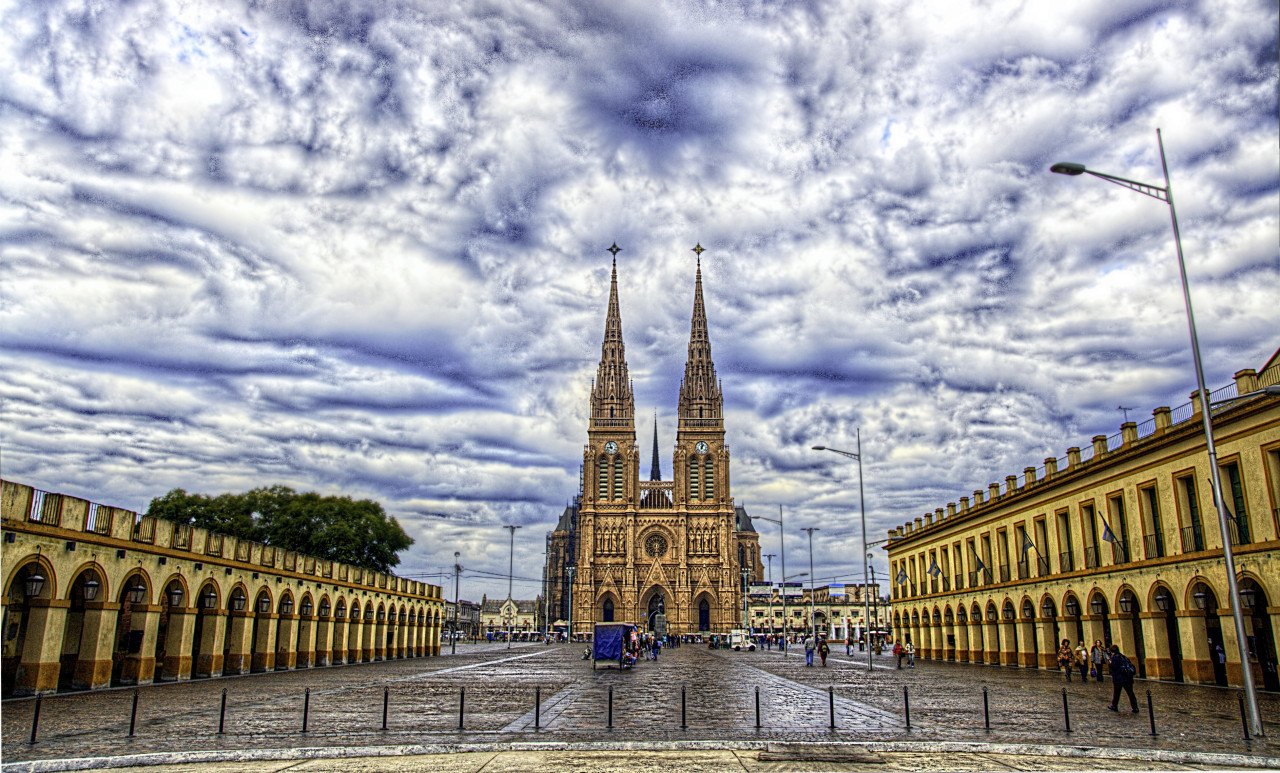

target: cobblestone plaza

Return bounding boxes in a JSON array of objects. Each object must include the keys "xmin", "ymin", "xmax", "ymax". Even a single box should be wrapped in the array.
[{"xmin": 3, "ymin": 642, "xmax": 1277, "ymax": 767}]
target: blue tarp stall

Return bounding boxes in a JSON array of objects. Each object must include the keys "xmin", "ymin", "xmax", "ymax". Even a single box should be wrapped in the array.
[{"xmin": 592, "ymin": 622, "xmax": 636, "ymax": 669}]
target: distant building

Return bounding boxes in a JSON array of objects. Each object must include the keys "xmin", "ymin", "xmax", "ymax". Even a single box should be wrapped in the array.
[
  {"xmin": 445, "ymin": 599, "xmax": 481, "ymax": 640},
  {"xmin": 479, "ymin": 596, "xmax": 539, "ymax": 637},
  {"xmin": 745, "ymin": 583, "xmax": 889, "ymax": 642}
]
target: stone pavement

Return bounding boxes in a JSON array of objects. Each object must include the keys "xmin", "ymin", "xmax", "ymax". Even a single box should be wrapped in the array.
[{"xmin": 3, "ymin": 642, "xmax": 1278, "ymax": 768}]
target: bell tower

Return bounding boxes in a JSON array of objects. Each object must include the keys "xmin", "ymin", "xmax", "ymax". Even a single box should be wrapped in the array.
[
  {"xmin": 675, "ymin": 244, "xmax": 728, "ymax": 506},
  {"xmin": 585, "ymin": 244, "xmax": 637, "ymax": 507}
]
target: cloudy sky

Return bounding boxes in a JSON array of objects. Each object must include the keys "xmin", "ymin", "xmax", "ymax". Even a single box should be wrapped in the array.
[{"xmin": 2, "ymin": 0, "xmax": 1276, "ymax": 602}]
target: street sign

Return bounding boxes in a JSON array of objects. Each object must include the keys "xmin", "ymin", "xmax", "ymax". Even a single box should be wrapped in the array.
[
  {"xmin": 828, "ymin": 583, "xmax": 846, "ymax": 597},
  {"xmin": 781, "ymin": 582, "xmax": 803, "ymax": 599}
]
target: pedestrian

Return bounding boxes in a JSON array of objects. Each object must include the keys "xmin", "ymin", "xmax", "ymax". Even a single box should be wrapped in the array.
[
  {"xmin": 893, "ymin": 641, "xmax": 904, "ymax": 669},
  {"xmin": 1091, "ymin": 640, "xmax": 1106, "ymax": 682},
  {"xmin": 652, "ymin": 636, "xmax": 661, "ymax": 661},
  {"xmin": 905, "ymin": 641, "xmax": 915, "ymax": 667},
  {"xmin": 1057, "ymin": 639, "xmax": 1073, "ymax": 680},
  {"xmin": 1075, "ymin": 640, "xmax": 1089, "ymax": 681},
  {"xmin": 1107, "ymin": 644, "xmax": 1139, "ymax": 713},
  {"xmin": 804, "ymin": 634, "xmax": 816, "ymax": 666},
  {"xmin": 820, "ymin": 638, "xmax": 830, "ymax": 666},
  {"xmin": 846, "ymin": 638, "xmax": 852, "ymax": 657}
]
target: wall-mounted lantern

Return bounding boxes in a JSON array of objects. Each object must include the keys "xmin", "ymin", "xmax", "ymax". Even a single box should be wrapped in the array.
[
  {"xmin": 257, "ymin": 596, "xmax": 271, "ymax": 614},
  {"xmin": 1118, "ymin": 594, "xmax": 1134, "ymax": 614},
  {"xmin": 300, "ymin": 598, "xmax": 312, "ymax": 616},
  {"xmin": 24, "ymin": 572, "xmax": 46, "ymax": 598},
  {"xmin": 168, "ymin": 585, "xmax": 184, "ymax": 607},
  {"xmin": 1002, "ymin": 605, "xmax": 1015, "ymax": 621},
  {"xmin": 201, "ymin": 589, "xmax": 217, "ymax": 609},
  {"xmin": 126, "ymin": 580, "xmax": 146, "ymax": 605},
  {"xmin": 1064, "ymin": 598, "xmax": 1080, "ymax": 616},
  {"xmin": 83, "ymin": 574, "xmax": 100, "ymax": 602},
  {"xmin": 1193, "ymin": 588, "xmax": 1208, "ymax": 610},
  {"xmin": 1154, "ymin": 591, "xmax": 1173, "ymax": 613},
  {"xmin": 1090, "ymin": 597, "xmax": 1104, "ymax": 615},
  {"xmin": 231, "ymin": 590, "xmax": 247, "ymax": 611},
  {"xmin": 281, "ymin": 597, "xmax": 294, "ymax": 615},
  {"xmin": 1240, "ymin": 585, "xmax": 1257, "ymax": 609},
  {"xmin": 986, "ymin": 607, "xmax": 997, "ymax": 622},
  {"xmin": 1022, "ymin": 601, "xmax": 1034, "ymax": 619}
]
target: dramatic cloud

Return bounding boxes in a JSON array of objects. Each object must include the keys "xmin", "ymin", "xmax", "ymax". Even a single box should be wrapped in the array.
[{"xmin": 2, "ymin": 0, "xmax": 1276, "ymax": 600}]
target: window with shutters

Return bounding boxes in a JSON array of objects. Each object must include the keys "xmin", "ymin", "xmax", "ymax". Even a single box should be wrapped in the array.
[
  {"xmin": 704, "ymin": 459, "xmax": 714, "ymax": 499},
  {"xmin": 689, "ymin": 457, "xmax": 700, "ymax": 500},
  {"xmin": 613, "ymin": 458, "xmax": 624, "ymax": 500}
]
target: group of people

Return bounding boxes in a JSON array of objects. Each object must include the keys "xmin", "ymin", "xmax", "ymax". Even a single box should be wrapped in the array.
[
  {"xmin": 802, "ymin": 635, "xmax": 831, "ymax": 666},
  {"xmin": 892, "ymin": 641, "xmax": 916, "ymax": 668},
  {"xmin": 1057, "ymin": 638, "xmax": 1140, "ymax": 712}
]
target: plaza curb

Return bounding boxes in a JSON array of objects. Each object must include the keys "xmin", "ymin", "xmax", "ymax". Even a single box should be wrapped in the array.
[{"xmin": 3, "ymin": 740, "xmax": 1278, "ymax": 772}]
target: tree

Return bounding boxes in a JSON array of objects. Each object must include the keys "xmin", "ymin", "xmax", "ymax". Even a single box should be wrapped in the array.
[{"xmin": 146, "ymin": 486, "xmax": 414, "ymax": 573}]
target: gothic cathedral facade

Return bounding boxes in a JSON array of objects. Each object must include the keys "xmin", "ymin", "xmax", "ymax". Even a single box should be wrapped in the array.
[{"xmin": 544, "ymin": 251, "xmax": 762, "ymax": 637}]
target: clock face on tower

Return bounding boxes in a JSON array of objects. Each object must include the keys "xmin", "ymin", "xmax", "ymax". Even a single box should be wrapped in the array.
[
  {"xmin": 695, "ymin": 441, "xmax": 709, "ymax": 454},
  {"xmin": 604, "ymin": 441, "xmax": 618, "ymax": 454}
]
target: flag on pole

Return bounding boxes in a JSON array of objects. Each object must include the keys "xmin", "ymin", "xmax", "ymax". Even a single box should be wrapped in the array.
[
  {"xmin": 895, "ymin": 568, "xmax": 908, "ymax": 585},
  {"xmin": 927, "ymin": 559, "xmax": 942, "ymax": 578},
  {"xmin": 1021, "ymin": 532, "xmax": 1036, "ymax": 554},
  {"xmin": 1101, "ymin": 519, "xmax": 1117, "ymax": 543}
]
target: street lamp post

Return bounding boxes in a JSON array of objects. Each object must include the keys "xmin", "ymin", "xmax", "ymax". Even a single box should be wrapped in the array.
[
  {"xmin": 452, "ymin": 552, "xmax": 461, "ymax": 655},
  {"xmin": 813, "ymin": 434, "xmax": 873, "ymax": 670},
  {"xmin": 755, "ymin": 507, "xmax": 789, "ymax": 655},
  {"xmin": 504, "ymin": 525, "xmax": 521, "ymax": 649},
  {"xmin": 763, "ymin": 553, "xmax": 776, "ymax": 636},
  {"xmin": 802, "ymin": 527, "xmax": 820, "ymax": 639},
  {"xmin": 566, "ymin": 565, "xmax": 575, "ymax": 642},
  {"xmin": 741, "ymin": 568, "xmax": 751, "ymax": 634},
  {"xmin": 1051, "ymin": 131, "xmax": 1263, "ymax": 737}
]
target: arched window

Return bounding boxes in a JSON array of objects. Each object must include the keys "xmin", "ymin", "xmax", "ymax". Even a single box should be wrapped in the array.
[
  {"xmin": 613, "ymin": 458, "xmax": 624, "ymax": 500},
  {"xmin": 598, "ymin": 456, "xmax": 609, "ymax": 499},
  {"xmin": 704, "ymin": 459, "xmax": 714, "ymax": 499},
  {"xmin": 689, "ymin": 457, "xmax": 700, "ymax": 500},
  {"xmin": 603, "ymin": 598, "xmax": 614, "ymax": 622}
]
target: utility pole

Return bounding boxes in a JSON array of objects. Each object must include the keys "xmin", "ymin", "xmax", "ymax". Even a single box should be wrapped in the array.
[
  {"xmin": 802, "ymin": 527, "xmax": 820, "ymax": 639},
  {"xmin": 566, "ymin": 565, "xmax": 575, "ymax": 642},
  {"xmin": 505, "ymin": 525, "xmax": 521, "ymax": 649},
  {"xmin": 452, "ymin": 551, "xmax": 460, "ymax": 655},
  {"xmin": 763, "ymin": 554, "xmax": 775, "ymax": 636}
]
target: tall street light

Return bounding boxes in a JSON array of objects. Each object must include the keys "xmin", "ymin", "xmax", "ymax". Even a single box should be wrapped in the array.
[
  {"xmin": 814, "ymin": 432, "xmax": 873, "ymax": 670},
  {"xmin": 802, "ymin": 527, "xmax": 820, "ymax": 639},
  {"xmin": 566, "ymin": 565, "xmax": 576, "ymax": 643},
  {"xmin": 1051, "ymin": 130, "xmax": 1262, "ymax": 737},
  {"xmin": 504, "ymin": 525, "xmax": 521, "ymax": 649},
  {"xmin": 452, "ymin": 551, "xmax": 461, "ymax": 655},
  {"xmin": 763, "ymin": 553, "xmax": 776, "ymax": 637},
  {"xmin": 755, "ymin": 507, "xmax": 789, "ymax": 655}
]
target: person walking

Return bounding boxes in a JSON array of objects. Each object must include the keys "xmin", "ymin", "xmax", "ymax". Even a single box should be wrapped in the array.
[
  {"xmin": 1091, "ymin": 640, "xmax": 1106, "ymax": 682},
  {"xmin": 1057, "ymin": 639, "xmax": 1073, "ymax": 680},
  {"xmin": 1074, "ymin": 641, "xmax": 1089, "ymax": 681},
  {"xmin": 804, "ymin": 634, "xmax": 816, "ymax": 667},
  {"xmin": 905, "ymin": 641, "xmax": 915, "ymax": 667},
  {"xmin": 819, "ymin": 638, "xmax": 830, "ymax": 667},
  {"xmin": 1107, "ymin": 644, "xmax": 1139, "ymax": 713},
  {"xmin": 893, "ymin": 641, "xmax": 904, "ymax": 669}
]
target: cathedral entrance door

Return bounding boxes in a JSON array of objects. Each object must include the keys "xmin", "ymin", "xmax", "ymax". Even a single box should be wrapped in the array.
[
  {"xmin": 646, "ymin": 593, "xmax": 665, "ymax": 631},
  {"xmin": 699, "ymin": 599, "xmax": 710, "ymax": 631}
]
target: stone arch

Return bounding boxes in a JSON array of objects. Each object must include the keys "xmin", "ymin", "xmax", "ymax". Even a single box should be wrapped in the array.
[
  {"xmin": 154, "ymin": 573, "xmax": 191, "ymax": 680},
  {"xmin": 54, "ymin": 563, "xmax": 108, "ymax": 691},
  {"xmin": 640, "ymin": 585, "xmax": 669, "ymax": 631},
  {"xmin": 110, "ymin": 567, "xmax": 154, "ymax": 686},
  {"xmin": 596, "ymin": 590, "xmax": 620, "ymax": 623},
  {"xmin": 3, "ymin": 552, "xmax": 58, "ymax": 603},
  {"xmin": 191, "ymin": 579, "xmax": 222, "ymax": 679},
  {"xmin": 249, "ymin": 588, "xmax": 275, "ymax": 672},
  {"xmin": 1019, "ymin": 595, "xmax": 1036, "ymax": 620},
  {"xmin": 692, "ymin": 590, "xmax": 717, "ymax": 632},
  {"xmin": 2, "ymin": 556, "xmax": 61, "ymax": 696}
]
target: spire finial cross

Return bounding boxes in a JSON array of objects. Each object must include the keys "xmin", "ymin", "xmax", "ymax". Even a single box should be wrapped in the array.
[
  {"xmin": 692, "ymin": 243, "xmax": 704, "ymax": 257},
  {"xmin": 607, "ymin": 243, "xmax": 622, "ymax": 257}
]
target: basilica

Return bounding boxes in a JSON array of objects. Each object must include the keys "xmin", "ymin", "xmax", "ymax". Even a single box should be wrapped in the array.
[{"xmin": 543, "ymin": 247, "xmax": 762, "ymax": 637}]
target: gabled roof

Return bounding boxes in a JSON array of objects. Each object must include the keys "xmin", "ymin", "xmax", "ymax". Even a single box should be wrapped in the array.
[{"xmin": 735, "ymin": 505, "xmax": 756, "ymax": 533}]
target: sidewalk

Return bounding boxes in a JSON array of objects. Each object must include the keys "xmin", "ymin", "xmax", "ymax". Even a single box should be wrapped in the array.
[{"xmin": 4, "ymin": 741, "xmax": 1279, "ymax": 773}]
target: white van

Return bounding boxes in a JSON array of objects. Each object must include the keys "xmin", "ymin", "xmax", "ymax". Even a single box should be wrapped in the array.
[{"xmin": 729, "ymin": 629, "xmax": 756, "ymax": 651}]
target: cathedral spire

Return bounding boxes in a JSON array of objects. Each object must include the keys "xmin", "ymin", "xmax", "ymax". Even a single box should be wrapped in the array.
[
  {"xmin": 649, "ymin": 411, "xmax": 662, "ymax": 480},
  {"xmin": 590, "ymin": 243, "xmax": 634, "ymax": 425},
  {"xmin": 678, "ymin": 243, "xmax": 723, "ymax": 424}
]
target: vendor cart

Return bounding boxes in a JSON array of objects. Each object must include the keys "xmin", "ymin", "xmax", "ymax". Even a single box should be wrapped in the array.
[{"xmin": 592, "ymin": 622, "xmax": 637, "ymax": 670}]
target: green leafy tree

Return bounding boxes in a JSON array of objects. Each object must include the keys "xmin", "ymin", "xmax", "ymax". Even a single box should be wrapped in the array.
[{"xmin": 146, "ymin": 486, "xmax": 413, "ymax": 573}]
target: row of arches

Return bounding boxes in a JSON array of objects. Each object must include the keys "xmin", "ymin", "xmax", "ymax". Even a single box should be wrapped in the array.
[
  {"xmin": 893, "ymin": 575, "xmax": 1279, "ymax": 690},
  {"xmin": 2, "ymin": 555, "xmax": 444, "ymax": 696}
]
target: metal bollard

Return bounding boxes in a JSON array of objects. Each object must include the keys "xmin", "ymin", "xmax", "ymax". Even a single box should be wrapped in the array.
[
  {"xmin": 983, "ymin": 686, "xmax": 990, "ymax": 731},
  {"xmin": 458, "ymin": 687, "xmax": 465, "ymax": 731},
  {"xmin": 217, "ymin": 689, "xmax": 227, "ymax": 735},
  {"xmin": 755, "ymin": 686, "xmax": 761, "ymax": 729},
  {"xmin": 828, "ymin": 685, "xmax": 836, "ymax": 729},
  {"xmin": 903, "ymin": 686, "xmax": 911, "ymax": 730},
  {"xmin": 1146, "ymin": 690, "xmax": 1155, "ymax": 736},
  {"xmin": 607, "ymin": 685, "xmax": 613, "ymax": 729},
  {"xmin": 129, "ymin": 688, "xmax": 140, "ymax": 737},
  {"xmin": 1062, "ymin": 688, "xmax": 1072, "ymax": 733},
  {"xmin": 382, "ymin": 686, "xmax": 389, "ymax": 731},
  {"xmin": 535, "ymin": 687, "xmax": 541, "ymax": 730},
  {"xmin": 29, "ymin": 694, "xmax": 42, "ymax": 744},
  {"xmin": 681, "ymin": 685, "xmax": 688, "ymax": 730},
  {"xmin": 1239, "ymin": 695, "xmax": 1251, "ymax": 741}
]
